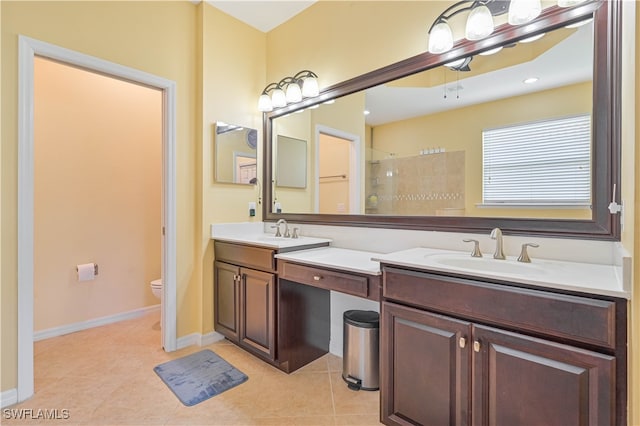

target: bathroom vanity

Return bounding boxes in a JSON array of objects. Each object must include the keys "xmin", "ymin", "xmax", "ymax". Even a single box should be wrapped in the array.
[
  {"xmin": 374, "ymin": 250, "xmax": 627, "ymax": 426},
  {"xmin": 212, "ymin": 230, "xmax": 331, "ymax": 367},
  {"xmin": 212, "ymin": 228, "xmax": 380, "ymax": 373}
]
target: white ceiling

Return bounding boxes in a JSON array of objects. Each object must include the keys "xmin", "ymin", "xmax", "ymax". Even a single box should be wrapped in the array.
[{"xmin": 206, "ymin": 1, "xmax": 316, "ymax": 32}]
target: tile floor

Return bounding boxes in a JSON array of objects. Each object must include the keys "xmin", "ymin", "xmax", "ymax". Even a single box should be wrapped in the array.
[{"xmin": 4, "ymin": 311, "xmax": 381, "ymax": 425}]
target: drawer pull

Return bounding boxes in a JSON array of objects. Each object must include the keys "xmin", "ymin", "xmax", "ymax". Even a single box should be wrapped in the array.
[
  {"xmin": 459, "ymin": 337, "xmax": 467, "ymax": 348},
  {"xmin": 313, "ymin": 275, "xmax": 322, "ymax": 281},
  {"xmin": 473, "ymin": 341, "xmax": 481, "ymax": 352}
]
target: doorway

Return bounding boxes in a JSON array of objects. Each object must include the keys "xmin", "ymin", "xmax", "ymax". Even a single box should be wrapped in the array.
[
  {"xmin": 33, "ymin": 57, "xmax": 162, "ymax": 338},
  {"xmin": 315, "ymin": 126, "xmax": 361, "ymax": 214},
  {"xmin": 17, "ymin": 36, "xmax": 177, "ymax": 403}
]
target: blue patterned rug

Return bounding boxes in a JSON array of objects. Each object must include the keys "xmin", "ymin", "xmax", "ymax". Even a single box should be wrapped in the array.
[{"xmin": 154, "ymin": 349, "xmax": 248, "ymax": 406}]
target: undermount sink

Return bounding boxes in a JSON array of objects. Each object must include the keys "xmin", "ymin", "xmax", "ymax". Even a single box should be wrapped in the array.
[{"xmin": 425, "ymin": 253, "xmax": 547, "ymax": 276}]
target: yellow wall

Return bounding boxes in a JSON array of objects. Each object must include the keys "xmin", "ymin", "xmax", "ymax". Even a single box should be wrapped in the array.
[
  {"xmin": 372, "ymin": 82, "xmax": 592, "ymax": 219},
  {"xmin": 33, "ymin": 57, "xmax": 162, "ymax": 331},
  {"xmin": 200, "ymin": 3, "xmax": 266, "ymax": 338},
  {"xmin": 1, "ymin": 0, "xmax": 266, "ymax": 393}
]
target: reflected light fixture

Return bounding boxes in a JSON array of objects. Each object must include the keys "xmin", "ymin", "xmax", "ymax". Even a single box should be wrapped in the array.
[
  {"xmin": 258, "ymin": 70, "xmax": 319, "ymax": 112},
  {"xmin": 428, "ymin": 0, "xmax": 561, "ymax": 54}
]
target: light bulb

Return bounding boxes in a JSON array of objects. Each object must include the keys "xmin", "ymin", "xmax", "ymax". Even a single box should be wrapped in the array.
[
  {"xmin": 508, "ymin": 0, "xmax": 542, "ymax": 25},
  {"xmin": 428, "ymin": 21, "xmax": 454, "ymax": 54},
  {"xmin": 465, "ymin": 4, "xmax": 494, "ymax": 40},
  {"xmin": 286, "ymin": 83, "xmax": 302, "ymax": 103},
  {"xmin": 271, "ymin": 88, "xmax": 287, "ymax": 108},
  {"xmin": 479, "ymin": 46, "xmax": 503, "ymax": 56},
  {"xmin": 258, "ymin": 94, "xmax": 273, "ymax": 112},
  {"xmin": 301, "ymin": 77, "xmax": 319, "ymax": 97},
  {"xmin": 445, "ymin": 57, "xmax": 467, "ymax": 68},
  {"xmin": 520, "ymin": 33, "xmax": 545, "ymax": 43}
]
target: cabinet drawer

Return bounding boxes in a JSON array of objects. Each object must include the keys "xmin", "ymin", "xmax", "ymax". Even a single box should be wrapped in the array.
[
  {"xmin": 214, "ymin": 241, "xmax": 276, "ymax": 272},
  {"xmin": 280, "ymin": 262, "xmax": 370, "ymax": 299},
  {"xmin": 383, "ymin": 266, "xmax": 616, "ymax": 350}
]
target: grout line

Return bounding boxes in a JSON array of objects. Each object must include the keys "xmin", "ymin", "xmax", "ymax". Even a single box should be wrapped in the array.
[{"xmin": 327, "ymin": 356, "xmax": 337, "ymax": 417}]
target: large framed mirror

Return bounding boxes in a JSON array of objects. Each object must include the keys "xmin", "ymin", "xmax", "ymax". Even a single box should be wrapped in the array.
[{"xmin": 263, "ymin": 0, "xmax": 621, "ymax": 239}]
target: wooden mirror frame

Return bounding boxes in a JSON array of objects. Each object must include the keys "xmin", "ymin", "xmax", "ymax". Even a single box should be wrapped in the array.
[{"xmin": 263, "ymin": 0, "xmax": 621, "ymax": 240}]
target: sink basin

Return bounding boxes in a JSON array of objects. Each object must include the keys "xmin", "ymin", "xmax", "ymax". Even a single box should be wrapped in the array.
[{"xmin": 426, "ymin": 253, "xmax": 547, "ymax": 276}]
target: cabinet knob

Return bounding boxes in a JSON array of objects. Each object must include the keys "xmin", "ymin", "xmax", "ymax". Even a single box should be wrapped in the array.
[
  {"xmin": 473, "ymin": 340, "xmax": 481, "ymax": 352},
  {"xmin": 459, "ymin": 337, "xmax": 467, "ymax": 348},
  {"xmin": 313, "ymin": 275, "xmax": 322, "ymax": 281}
]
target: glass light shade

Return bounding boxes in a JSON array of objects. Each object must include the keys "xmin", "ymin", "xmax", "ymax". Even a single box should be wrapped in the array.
[
  {"xmin": 286, "ymin": 83, "xmax": 302, "ymax": 103},
  {"xmin": 258, "ymin": 94, "xmax": 273, "ymax": 112},
  {"xmin": 479, "ymin": 46, "xmax": 503, "ymax": 56},
  {"xmin": 445, "ymin": 57, "xmax": 467, "ymax": 68},
  {"xmin": 428, "ymin": 21, "xmax": 454, "ymax": 54},
  {"xmin": 465, "ymin": 4, "xmax": 494, "ymax": 40},
  {"xmin": 271, "ymin": 88, "xmax": 287, "ymax": 108},
  {"xmin": 520, "ymin": 33, "xmax": 545, "ymax": 43},
  {"xmin": 301, "ymin": 77, "xmax": 319, "ymax": 97},
  {"xmin": 557, "ymin": 0, "xmax": 588, "ymax": 7},
  {"xmin": 508, "ymin": 0, "xmax": 542, "ymax": 25}
]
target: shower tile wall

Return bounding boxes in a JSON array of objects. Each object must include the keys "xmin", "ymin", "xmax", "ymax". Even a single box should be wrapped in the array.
[{"xmin": 366, "ymin": 151, "xmax": 465, "ymax": 216}]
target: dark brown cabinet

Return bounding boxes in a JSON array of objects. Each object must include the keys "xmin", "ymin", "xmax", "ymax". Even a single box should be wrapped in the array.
[
  {"xmin": 239, "ymin": 267, "xmax": 275, "ymax": 359},
  {"xmin": 381, "ymin": 266, "xmax": 626, "ymax": 426},
  {"xmin": 214, "ymin": 241, "xmax": 277, "ymax": 361},
  {"xmin": 382, "ymin": 302, "xmax": 470, "ymax": 426}
]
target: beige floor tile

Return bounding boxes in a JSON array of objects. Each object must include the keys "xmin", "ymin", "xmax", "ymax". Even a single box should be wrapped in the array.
[
  {"xmin": 5, "ymin": 311, "xmax": 382, "ymax": 426},
  {"xmin": 330, "ymin": 373, "xmax": 379, "ymax": 416}
]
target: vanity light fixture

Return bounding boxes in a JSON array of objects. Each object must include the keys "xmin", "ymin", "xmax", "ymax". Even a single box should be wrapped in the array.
[
  {"xmin": 426, "ymin": 0, "xmax": 592, "ymax": 55},
  {"xmin": 258, "ymin": 70, "xmax": 320, "ymax": 112}
]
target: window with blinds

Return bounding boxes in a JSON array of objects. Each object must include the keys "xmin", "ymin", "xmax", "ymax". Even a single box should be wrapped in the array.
[{"xmin": 482, "ymin": 114, "xmax": 592, "ymax": 207}]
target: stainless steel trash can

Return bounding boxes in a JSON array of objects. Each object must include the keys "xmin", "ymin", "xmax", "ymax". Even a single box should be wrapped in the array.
[{"xmin": 342, "ymin": 310, "xmax": 379, "ymax": 391}]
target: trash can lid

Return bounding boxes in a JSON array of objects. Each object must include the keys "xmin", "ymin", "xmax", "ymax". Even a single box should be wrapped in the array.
[{"xmin": 344, "ymin": 310, "xmax": 379, "ymax": 328}]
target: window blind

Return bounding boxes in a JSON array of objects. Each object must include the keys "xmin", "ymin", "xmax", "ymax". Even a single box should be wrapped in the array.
[{"xmin": 482, "ymin": 114, "xmax": 592, "ymax": 206}]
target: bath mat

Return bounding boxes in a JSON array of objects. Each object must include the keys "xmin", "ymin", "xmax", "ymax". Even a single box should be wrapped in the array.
[{"xmin": 154, "ymin": 349, "xmax": 248, "ymax": 406}]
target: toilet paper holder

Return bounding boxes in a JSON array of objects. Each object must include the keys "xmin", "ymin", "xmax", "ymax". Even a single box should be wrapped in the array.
[{"xmin": 76, "ymin": 263, "xmax": 98, "ymax": 275}]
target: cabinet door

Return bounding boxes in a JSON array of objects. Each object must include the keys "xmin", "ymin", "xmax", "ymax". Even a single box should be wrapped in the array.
[
  {"xmin": 214, "ymin": 261, "xmax": 240, "ymax": 341},
  {"xmin": 472, "ymin": 324, "xmax": 615, "ymax": 426},
  {"xmin": 240, "ymin": 268, "xmax": 276, "ymax": 360},
  {"xmin": 382, "ymin": 301, "xmax": 471, "ymax": 426}
]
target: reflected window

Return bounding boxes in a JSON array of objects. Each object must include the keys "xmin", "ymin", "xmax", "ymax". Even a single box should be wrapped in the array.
[{"xmin": 482, "ymin": 114, "xmax": 591, "ymax": 206}]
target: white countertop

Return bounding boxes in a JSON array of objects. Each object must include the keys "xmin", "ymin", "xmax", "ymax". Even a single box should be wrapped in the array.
[
  {"xmin": 373, "ymin": 247, "xmax": 629, "ymax": 299},
  {"xmin": 211, "ymin": 222, "xmax": 332, "ymax": 250},
  {"xmin": 275, "ymin": 247, "xmax": 382, "ymax": 276}
]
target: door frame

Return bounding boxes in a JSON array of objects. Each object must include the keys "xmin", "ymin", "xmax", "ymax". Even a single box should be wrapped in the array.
[
  {"xmin": 314, "ymin": 125, "xmax": 361, "ymax": 214},
  {"xmin": 17, "ymin": 36, "xmax": 177, "ymax": 402}
]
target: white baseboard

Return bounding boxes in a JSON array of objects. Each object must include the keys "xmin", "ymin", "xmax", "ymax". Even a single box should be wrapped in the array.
[
  {"xmin": 1, "ymin": 388, "xmax": 18, "ymax": 409},
  {"xmin": 33, "ymin": 304, "xmax": 160, "ymax": 341},
  {"xmin": 176, "ymin": 330, "xmax": 225, "ymax": 350}
]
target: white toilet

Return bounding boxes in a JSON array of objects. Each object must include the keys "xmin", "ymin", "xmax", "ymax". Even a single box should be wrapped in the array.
[{"xmin": 150, "ymin": 278, "xmax": 162, "ymax": 300}]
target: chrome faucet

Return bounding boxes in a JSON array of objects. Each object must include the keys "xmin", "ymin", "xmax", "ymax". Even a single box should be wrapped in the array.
[
  {"xmin": 490, "ymin": 228, "xmax": 506, "ymax": 260},
  {"xmin": 272, "ymin": 219, "xmax": 289, "ymax": 238}
]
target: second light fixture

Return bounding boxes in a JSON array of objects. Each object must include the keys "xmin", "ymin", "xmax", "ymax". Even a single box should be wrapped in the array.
[{"xmin": 258, "ymin": 70, "xmax": 319, "ymax": 112}]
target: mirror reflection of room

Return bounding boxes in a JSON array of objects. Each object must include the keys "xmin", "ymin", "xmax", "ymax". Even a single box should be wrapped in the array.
[
  {"xmin": 270, "ymin": 20, "xmax": 593, "ymax": 221},
  {"xmin": 214, "ymin": 121, "xmax": 257, "ymax": 185}
]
